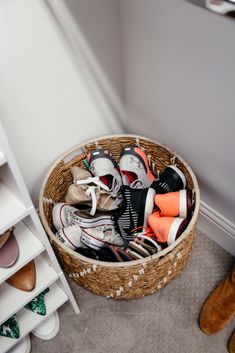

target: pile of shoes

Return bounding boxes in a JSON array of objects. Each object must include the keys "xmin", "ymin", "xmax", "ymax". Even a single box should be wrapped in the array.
[{"xmin": 52, "ymin": 146, "xmax": 193, "ymax": 262}]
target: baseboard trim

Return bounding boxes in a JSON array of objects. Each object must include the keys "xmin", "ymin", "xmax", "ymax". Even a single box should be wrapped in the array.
[{"xmin": 198, "ymin": 201, "xmax": 235, "ymax": 256}]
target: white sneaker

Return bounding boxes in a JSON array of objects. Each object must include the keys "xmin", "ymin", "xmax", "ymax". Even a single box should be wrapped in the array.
[
  {"xmin": 31, "ymin": 311, "xmax": 60, "ymax": 341},
  {"xmin": 80, "ymin": 225, "xmax": 124, "ymax": 250},
  {"xmin": 56, "ymin": 225, "xmax": 84, "ymax": 250},
  {"xmin": 52, "ymin": 203, "xmax": 113, "ymax": 231},
  {"xmin": 87, "ymin": 148, "xmax": 123, "ymax": 196}
]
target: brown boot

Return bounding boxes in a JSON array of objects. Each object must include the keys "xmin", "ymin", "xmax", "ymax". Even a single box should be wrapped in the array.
[
  {"xmin": 229, "ymin": 331, "xmax": 235, "ymax": 353},
  {"xmin": 199, "ymin": 266, "xmax": 235, "ymax": 334}
]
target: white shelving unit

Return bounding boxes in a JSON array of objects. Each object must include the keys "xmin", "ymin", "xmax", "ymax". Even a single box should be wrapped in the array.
[
  {"xmin": 0, "ymin": 283, "xmax": 68, "ymax": 352},
  {"xmin": 0, "ymin": 120, "xmax": 80, "ymax": 353}
]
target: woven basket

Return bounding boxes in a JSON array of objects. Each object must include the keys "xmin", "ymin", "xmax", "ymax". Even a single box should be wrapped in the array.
[{"xmin": 39, "ymin": 134, "xmax": 200, "ymax": 299}]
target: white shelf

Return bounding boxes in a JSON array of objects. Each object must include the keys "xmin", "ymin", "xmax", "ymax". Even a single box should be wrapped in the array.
[
  {"xmin": 0, "ymin": 119, "xmax": 78, "ymax": 353},
  {"xmin": 0, "ymin": 222, "xmax": 44, "ymax": 285},
  {"xmin": 0, "ymin": 181, "xmax": 30, "ymax": 234},
  {"xmin": 0, "ymin": 151, "xmax": 6, "ymax": 167},
  {"xmin": 0, "ymin": 255, "xmax": 58, "ymax": 325},
  {"xmin": 0, "ymin": 282, "xmax": 68, "ymax": 353}
]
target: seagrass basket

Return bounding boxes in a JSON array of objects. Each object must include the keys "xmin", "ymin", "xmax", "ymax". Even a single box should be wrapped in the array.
[{"xmin": 39, "ymin": 134, "xmax": 200, "ymax": 299}]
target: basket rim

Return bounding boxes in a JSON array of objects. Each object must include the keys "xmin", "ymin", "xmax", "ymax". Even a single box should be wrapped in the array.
[{"xmin": 39, "ymin": 133, "xmax": 200, "ymax": 268}]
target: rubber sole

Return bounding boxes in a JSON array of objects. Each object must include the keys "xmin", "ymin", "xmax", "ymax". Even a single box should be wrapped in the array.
[{"xmin": 144, "ymin": 188, "xmax": 156, "ymax": 227}]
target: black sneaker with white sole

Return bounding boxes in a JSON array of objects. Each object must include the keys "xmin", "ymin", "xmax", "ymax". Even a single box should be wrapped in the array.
[
  {"xmin": 113, "ymin": 185, "xmax": 155, "ymax": 247},
  {"xmin": 151, "ymin": 165, "xmax": 186, "ymax": 194}
]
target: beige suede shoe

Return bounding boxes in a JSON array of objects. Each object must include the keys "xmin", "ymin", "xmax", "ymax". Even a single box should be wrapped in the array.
[
  {"xmin": 199, "ymin": 266, "xmax": 235, "ymax": 334},
  {"xmin": 65, "ymin": 166, "xmax": 121, "ymax": 215}
]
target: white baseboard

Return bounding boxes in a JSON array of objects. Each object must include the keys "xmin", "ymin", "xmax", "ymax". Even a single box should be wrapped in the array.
[{"xmin": 198, "ymin": 201, "xmax": 235, "ymax": 256}]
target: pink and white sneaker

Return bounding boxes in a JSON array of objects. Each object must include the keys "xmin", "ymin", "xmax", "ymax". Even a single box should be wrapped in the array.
[
  {"xmin": 119, "ymin": 146, "xmax": 155, "ymax": 189},
  {"xmin": 87, "ymin": 148, "xmax": 122, "ymax": 196}
]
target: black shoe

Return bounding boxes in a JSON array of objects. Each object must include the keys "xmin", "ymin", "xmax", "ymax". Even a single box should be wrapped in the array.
[
  {"xmin": 76, "ymin": 245, "xmax": 132, "ymax": 262},
  {"xmin": 76, "ymin": 246, "xmax": 117, "ymax": 262},
  {"xmin": 113, "ymin": 186, "xmax": 155, "ymax": 248},
  {"xmin": 151, "ymin": 165, "xmax": 186, "ymax": 194}
]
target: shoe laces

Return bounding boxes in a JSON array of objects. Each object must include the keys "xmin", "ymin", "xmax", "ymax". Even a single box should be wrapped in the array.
[
  {"xmin": 130, "ymin": 179, "xmax": 143, "ymax": 189},
  {"xmin": 74, "ymin": 176, "xmax": 110, "ymax": 191},
  {"xmin": 91, "ymin": 224, "xmax": 123, "ymax": 245},
  {"xmin": 66, "ymin": 209, "xmax": 75, "ymax": 225},
  {"xmin": 74, "ymin": 176, "xmax": 113, "ymax": 215},
  {"xmin": 131, "ymin": 225, "xmax": 155, "ymax": 238},
  {"xmin": 110, "ymin": 176, "xmax": 122, "ymax": 197},
  {"xmin": 84, "ymin": 186, "xmax": 98, "ymax": 216}
]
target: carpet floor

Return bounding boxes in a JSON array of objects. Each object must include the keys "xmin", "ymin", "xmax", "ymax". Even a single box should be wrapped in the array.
[{"xmin": 31, "ymin": 230, "xmax": 234, "ymax": 353}]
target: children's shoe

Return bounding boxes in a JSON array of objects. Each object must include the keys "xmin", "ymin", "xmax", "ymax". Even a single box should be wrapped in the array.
[
  {"xmin": 65, "ymin": 166, "xmax": 121, "ymax": 215},
  {"xmin": 56, "ymin": 225, "xmax": 84, "ymax": 250},
  {"xmin": 155, "ymin": 190, "xmax": 192, "ymax": 218},
  {"xmin": 151, "ymin": 165, "xmax": 186, "ymax": 194},
  {"xmin": 148, "ymin": 211, "xmax": 189, "ymax": 245},
  {"xmin": 113, "ymin": 186, "xmax": 156, "ymax": 247},
  {"xmin": 52, "ymin": 203, "xmax": 113, "ymax": 231},
  {"xmin": 119, "ymin": 146, "xmax": 155, "ymax": 188},
  {"xmin": 80, "ymin": 224, "xmax": 124, "ymax": 250},
  {"xmin": 87, "ymin": 148, "xmax": 122, "ymax": 196}
]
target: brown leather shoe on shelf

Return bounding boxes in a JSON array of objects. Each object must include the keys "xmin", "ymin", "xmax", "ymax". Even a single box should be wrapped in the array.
[
  {"xmin": 199, "ymin": 266, "xmax": 235, "ymax": 334},
  {"xmin": 7, "ymin": 260, "xmax": 36, "ymax": 291},
  {"xmin": 229, "ymin": 331, "xmax": 235, "ymax": 353}
]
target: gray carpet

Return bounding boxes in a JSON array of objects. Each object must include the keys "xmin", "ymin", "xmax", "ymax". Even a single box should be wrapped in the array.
[{"xmin": 31, "ymin": 230, "xmax": 234, "ymax": 353}]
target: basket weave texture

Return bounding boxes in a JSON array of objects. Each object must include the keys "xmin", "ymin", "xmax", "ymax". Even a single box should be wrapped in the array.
[{"xmin": 39, "ymin": 134, "xmax": 200, "ymax": 299}]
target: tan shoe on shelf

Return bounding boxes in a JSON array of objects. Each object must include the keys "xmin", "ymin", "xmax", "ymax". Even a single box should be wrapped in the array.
[
  {"xmin": 199, "ymin": 265, "xmax": 235, "ymax": 334},
  {"xmin": 6, "ymin": 260, "xmax": 36, "ymax": 292}
]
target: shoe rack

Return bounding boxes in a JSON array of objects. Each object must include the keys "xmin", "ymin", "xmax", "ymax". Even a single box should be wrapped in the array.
[{"xmin": 0, "ymin": 120, "xmax": 80, "ymax": 353}]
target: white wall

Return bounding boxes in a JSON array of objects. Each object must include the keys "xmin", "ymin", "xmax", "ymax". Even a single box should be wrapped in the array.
[
  {"xmin": 64, "ymin": 0, "xmax": 123, "ymax": 100},
  {"xmin": 0, "ymin": 0, "xmax": 122, "ymax": 205},
  {"xmin": 120, "ymin": 0, "xmax": 235, "ymax": 224}
]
